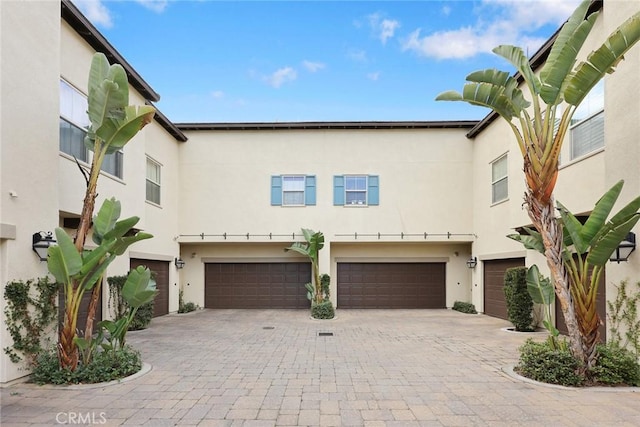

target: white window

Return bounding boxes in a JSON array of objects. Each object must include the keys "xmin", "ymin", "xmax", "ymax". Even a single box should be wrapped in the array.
[
  {"xmin": 570, "ymin": 80, "xmax": 604, "ymax": 160},
  {"xmin": 146, "ymin": 158, "xmax": 161, "ymax": 205},
  {"xmin": 345, "ymin": 175, "xmax": 367, "ymax": 205},
  {"xmin": 59, "ymin": 79, "xmax": 89, "ymax": 162},
  {"xmin": 59, "ymin": 79, "xmax": 124, "ymax": 179},
  {"xmin": 102, "ymin": 151, "xmax": 124, "ymax": 179},
  {"xmin": 491, "ymin": 155, "xmax": 508, "ymax": 204},
  {"xmin": 282, "ymin": 176, "xmax": 305, "ymax": 206}
]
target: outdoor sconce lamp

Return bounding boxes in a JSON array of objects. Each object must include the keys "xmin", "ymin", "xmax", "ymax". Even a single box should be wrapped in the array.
[
  {"xmin": 609, "ymin": 232, "xmax": 636, "ymax": 263},
  {"xmin": 466, "ymin": 256, "xmax": 478, "ymax": 269},
  {"xmin": 32, "ymin": 231, "xmax": 56, "ymax": 261},
  {"xmin": 175, "ymin": 257, "xmax": 186, "ymax": 269}
]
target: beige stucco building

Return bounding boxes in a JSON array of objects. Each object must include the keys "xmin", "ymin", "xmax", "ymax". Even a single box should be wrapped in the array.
[{"xmin": 1, "ymin": 0, "xmax": 639, "ymax": 384}]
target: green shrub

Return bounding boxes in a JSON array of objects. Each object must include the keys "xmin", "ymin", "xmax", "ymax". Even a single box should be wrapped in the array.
[
  {"xmin": 128, "ymin": 301, "xmax": 154, "ymax": 330},
  {"xmin": 108, "ymin": 275, "xmax": 153, "ymax": 330},
  {"xmin": 590, "ymin": 343, "xmax": 640, "ymax": 386},
  {"xmin": 452, "ymin": 301, "xmax": 477, "ymax": 314},
  {"xmin": 178, "ymin": 301, "xmax": 197, "ymax": 314},
  {"xmin": 516, "ymin": 339, "xmax": 583, "ymax": 386},
  {"xmin": 504, "ymin": 267, "xmax": 534, "ymax": 331},
  {"xmin": 311, "ymin": 301, "xmax": 335, "ymax": 319},
  {"xmin": 32, "ymin": 346, "xmax": 141, "ymax": 385}
]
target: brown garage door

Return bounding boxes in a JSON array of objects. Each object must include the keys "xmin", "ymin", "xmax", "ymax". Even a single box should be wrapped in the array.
[
  {"xmin": 483, "ymin": 258, "xmax": 525, "ymax": 320},
  {"xmin": 337, "ymin": 262, "xmax": 446, "ymax": 309},
  {"xmin": 556, "ymin": 265, "xmax": 606, "ymax": 341},
  {"xmin": 130, "ymin": 259, "xmax": 170, "ymax": 317},
  {"xmin": 205, "ymin": 262, "xmax": 311, "ymax": 309}
]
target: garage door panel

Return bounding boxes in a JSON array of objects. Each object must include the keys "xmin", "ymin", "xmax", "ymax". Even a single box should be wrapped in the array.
[
  {"xmin": 338, "ymin": 262, "xmax": 446, "ymax": 309},
  {"xmin": 483, "ymin": 258, "xmax": 525, "ymax": 320},
  {"xmin": 130, "ymin": 259, "xmax": 169, "ymax": 317},
  {"xmin": 205, "ymin": 262, "xmax": 310, "ymax": 309}
]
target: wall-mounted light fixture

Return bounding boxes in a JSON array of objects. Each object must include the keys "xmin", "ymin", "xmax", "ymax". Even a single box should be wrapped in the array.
[
  {"xmin": 610, "ymin": 232, "xmax": 636, "ymax": 263},
  {"xmin": 32, "ymin": 231, "xmax": 56, "ymax": 261},
  {"xmin": 175, "ymin": 257, "xmax": 185, "ymax": 269},
  {"xmin": 466, "ymin": 256, "xmax": 478, "ymax": 269}
]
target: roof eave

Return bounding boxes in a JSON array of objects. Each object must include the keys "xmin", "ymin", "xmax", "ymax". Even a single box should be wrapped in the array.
[{"xmin": 176, "ymin": 120, "xmax": 479, "ymax": 131}]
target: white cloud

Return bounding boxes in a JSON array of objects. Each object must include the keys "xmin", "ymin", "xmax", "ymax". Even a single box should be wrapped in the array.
[
  {"xmin": 367, "ymin": 72, "xmax": 380, "ymax": 81},
  {"xmin": 402, "ymin": 0, "xmax": 581, "ymax": 60},
  {"xmin": 302, "ymin": 61, "xmax": 326, "ymax": 73},
  {"xmin": 265, "ymin": 67, "xmax": 297, "ymax": 88},
  {"xmin": 211, "ymin": 91, "xmax": 225, "ymax": 99},
  {"xmin": 347, "ymin": 49, "xmax": 367, "ymax": 63},
  {"xmin": 442, "ymin": 5, "xmax": 452, "ymax": 17},
  {"xmin": 136, "ymin": 0, "xmax": 169, "ymax": 13},
  {"xmin": 73, "ymin": 0, "xmax": 113, "ymax": 28},
  {"xmin": 368, "ymin": 13, "xmax": 400, "ymax": 45}
]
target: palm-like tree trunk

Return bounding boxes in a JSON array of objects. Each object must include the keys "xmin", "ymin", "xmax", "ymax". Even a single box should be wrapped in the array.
[
  {"xmin": 525, "ymin": 190, "xmax": 587, "ymax": 369},
  {"xmin": 58, "ymin": 161, "xmax": 100, "ymax": 370}
]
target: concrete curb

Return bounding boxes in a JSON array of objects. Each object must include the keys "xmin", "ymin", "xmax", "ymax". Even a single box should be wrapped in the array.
[{"xmin": 502, "ymin": 365, "xmax": 640, "ymax": 392}]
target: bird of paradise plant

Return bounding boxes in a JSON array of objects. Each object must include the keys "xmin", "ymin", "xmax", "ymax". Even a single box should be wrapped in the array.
[{"xmin": 436, "ymin": 1, "xmax": 640, "ymax": 371}]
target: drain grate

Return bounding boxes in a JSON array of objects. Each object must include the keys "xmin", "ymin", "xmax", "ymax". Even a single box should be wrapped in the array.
[
  {"xmin": 263, "ymin": 326, "xmax": 275, "ymax": 330},
  {"xmin": 318, "ymin": 332, "xmax": 333, "ymax": 337}
]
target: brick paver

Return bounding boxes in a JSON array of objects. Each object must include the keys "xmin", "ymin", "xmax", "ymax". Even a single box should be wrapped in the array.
[{"xmin": 1, "ymin": 309, "xmax": 639, "ymax": 426}]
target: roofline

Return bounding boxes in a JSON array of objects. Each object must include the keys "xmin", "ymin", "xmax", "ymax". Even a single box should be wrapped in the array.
[
  {"xmin": 176, "ymin": 121, "xmax": 479, "ymax": 131},
  {"xmin": 150, "ymin": 103, "xmax": 189, "ymax": 142},
  {"xmin": 61, "ymin": 0, "xmax": 188, "ymax": 142},
  {"xmin": 466, "ymin": 0, "xmax": 603, "ymax": 139}
]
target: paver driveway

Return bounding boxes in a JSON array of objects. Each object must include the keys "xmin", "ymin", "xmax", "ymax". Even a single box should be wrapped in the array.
[{"xmin": 1, "ymin": 309, "xmax": 638, "ymax": 426}]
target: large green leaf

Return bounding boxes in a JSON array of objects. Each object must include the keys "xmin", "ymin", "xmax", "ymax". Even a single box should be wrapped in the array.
[
  {"xmin": 579, "ymin": 180, "xmax": 623, "ymax": 245},
  {"xmin": 87, "ymin": 53, "xmax": 128, "ymax": 133},
  {"xmin": 284, "ymin": 241, "xmax": 311, "ymax": 258},
  {"xmin": 103, "ymin": 216, "xmax": 140, "ymax": 241},
  {"xmin": 96, "ymin": 105, "xmax": 156, "ymax": 154},
  {"xmin": 111, "ymin": 232, "xmax": 154, "ymax": 256},
  {"xmin": 587, "ymin": 214, "xmax": 640, "ymax": 266},
  {"xmin": 565, "ymin": 13, "xmax": 640, "ymax": 106},
  {"xmin": 47, "ymin": 228, "xmax": 82, "ymax": 285},
  {"xmin": 82, "ymin": 253, "xmax": 116, "ymax": 291},
  {"xmin": 122, "ymin": 266, "xmax": 157, "ymax": 308},
  {"xmin": 526, "ymin": 265, "xmax": 555, "ymax": 305},
  {"xmin": 78, "ymin": 242, "xmax": 113, "ymax": 278},
  {"xmin": 492, "ymin": 45, "xmax": 541, "ymax": 96},
  {"xmin": 539, "ymin": 3, "xmax": 597, "ymax": 105},
  {"xmin": 436, "ymin": 82, "xmax": 525, "ymax": 121},
  {"xmin": 92, "ymin": 198, "xmax": 121, "ymax": 245},
  {"xmin": 557, "ymin": 201, "xmax": 587, "ymax": 254},
  {"xmin": 507, "ymin": 227, "xmax": 545, "ymax": 254}
]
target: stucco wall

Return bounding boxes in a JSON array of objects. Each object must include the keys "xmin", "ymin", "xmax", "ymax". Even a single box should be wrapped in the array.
[{"xmin": 0, "ymin": 0, "xmax": 61, "ymax": 384}]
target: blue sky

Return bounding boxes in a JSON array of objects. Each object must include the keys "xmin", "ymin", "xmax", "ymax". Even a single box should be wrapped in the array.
[{"xmin": 73, "ymin": 0, "xmax": 582, "ymax": 123}]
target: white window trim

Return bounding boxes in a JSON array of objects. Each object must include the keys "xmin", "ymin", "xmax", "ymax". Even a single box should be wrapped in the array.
[
  {"xmin": 282, "ymin": 175, "xmax": 305, "ymax": 207},
  {"xmin": 146, "ymin": 157, "xmax": 162, "ymax": 206},
  {"xmin": 491, "ymin": 154, "xmax": 508, "ymax": 205},
  {"xmin": 569, "ymin": 109, "xmax": 604, "ymax": 161},
  {"xmin": 345, "ymin": 175, "xmax": 368, "ymax": 206}
]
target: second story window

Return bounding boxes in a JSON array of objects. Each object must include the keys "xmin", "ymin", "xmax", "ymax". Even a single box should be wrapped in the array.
[
  {"xmin": 59, "ymin": 79, "xmax": 89, "ymax": 162},
  {"xmin": 271, "ymin": 175, "xmax": 316, "ymax": 206},
  {"xmin": 570, "ymin": 80, "xmax": 604, "ymax": 160},
  {"xmin": 282, "ymin": 176, "xmax": 306, "ymax": 206},
  {"xmin": 59, "ymin": 78, "xmax": 125, "ymax": 179},
  {"xmin": 491, "ymin": 154, "xmax": 508, "ymax": 204},
  {"xmin": 333, "ymin": 175, "xmax": 379, "ymax": 206},
  {"xmin": 146, "ymin": 157, "xmax": 161, "ymax": 205}
]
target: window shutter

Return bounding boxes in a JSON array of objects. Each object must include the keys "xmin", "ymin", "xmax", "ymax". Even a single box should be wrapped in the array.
[
  {"xmin": 271, "ymin": 175, "xmax": 282, "ymax": 206},
  {"xmin": 368, "ymin": 175, "xmax": 379, "ymax": 205},
  {"xmin": 305, "ymin": 175, "xmax": 316, "ymax": 205},
  {"xmin": 333, "ymin": 175, "xmax": 345, "ymax": 205}
]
